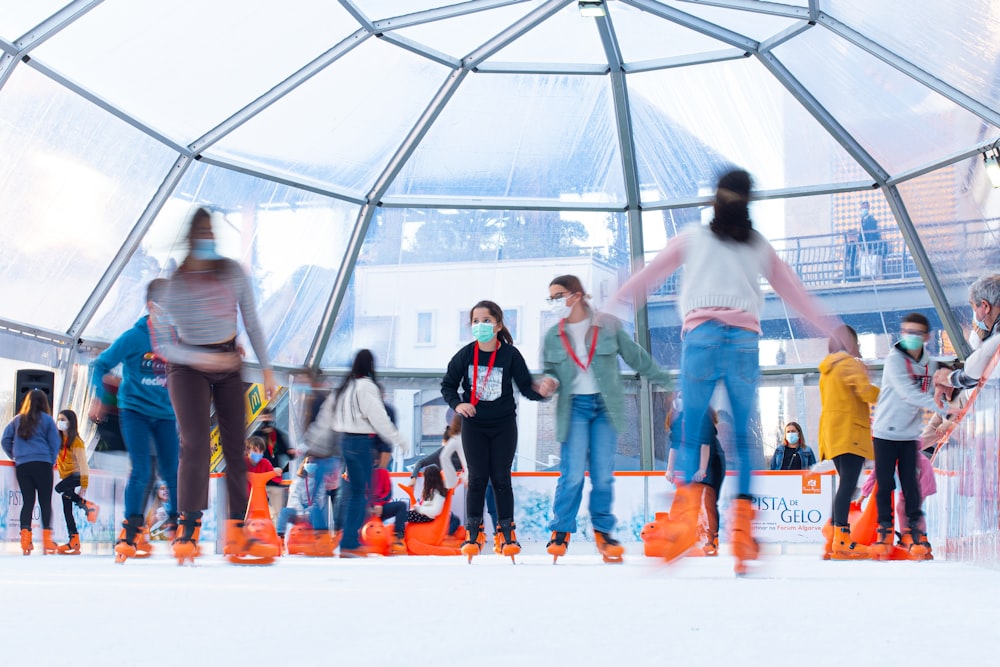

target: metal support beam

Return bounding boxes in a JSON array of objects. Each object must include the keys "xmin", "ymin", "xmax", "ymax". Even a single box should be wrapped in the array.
[
  {"xmin": 463, "ymin": 0, "xmax": 569, "ymax": 69},
  {"xmin": 190, "ymin": 29, "xmax": 371, "ymax": 154},
  {"xmin": 12, "ymin": 0, "xmax": 103, "ymax": 53},
  {"xmin": 818, "ymin": 13, "xmax": 1000, "ymax": 129},
  {"xmin": 883, "ymin": 186, "xmax": 971, "ymax": 359},
  {"xmin": 757, "ymin": 51, "xmax": 889, "ymax": 183},
  {"xmin": 675, "ymin": 0, "xmax": 811, "ymax": 19},
  {"xmin": 624, "ymin": 0, "xmax": 759, "ymax": 52},
  {"xmin": 307, "ymin": 69, "xmax": 469, "ymax": 370},
  {"xmin": 68, "ymin": 155, "xmax": 194, "ymax": 339},
  {"xmin": 195, "ymin": 155, "xmax": 367, "ymax": 205},
  {"xmin": 596, "ymin": 12, "xmax": 657, "ymax": 468},
  {"xmin": 373, "ymin": 0, "xmax": 530, "ymax": 32}
]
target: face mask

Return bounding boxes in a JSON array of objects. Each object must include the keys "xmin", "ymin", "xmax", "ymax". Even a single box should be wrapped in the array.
[
  {"xmin": 191, "ymin": 238, "xmax": 221, "ymax": 261},
  {"xmin": 471, "ymin": 322, "xmax": 496, "ymax": 344},
  {"xmin": 304, "ymin": 463, "xmax": 318, "ymax": 476},
  {"xmin": 899, "ymin": 333, "xmax": 924, "ymax": 351},
  {"xmin": 786, "ymin": 432, "xmax": 799, "ymax": 445},
  {"xmin": 549, "ymin": 298, "xmax": 571, "ymax": 319},
  {"xmin": 56, "ymin": 420, "xmax": 68, "ymax": 432},
  {"xmin": 248, "ymin": 452, "xmax": 263, "ymax": 464}
]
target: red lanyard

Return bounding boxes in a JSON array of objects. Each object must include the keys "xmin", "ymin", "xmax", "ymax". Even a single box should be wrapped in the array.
[
  {"xmin": 904, "ymin": 356, "xmax": 930, "ymax": 392},
  {"xmin": 558, "ymin": 319, "xmax": 598, "ymax": 371},
  {"xmin": 471, "ymin": 342, "xmax": 499, "ymax": 406}
]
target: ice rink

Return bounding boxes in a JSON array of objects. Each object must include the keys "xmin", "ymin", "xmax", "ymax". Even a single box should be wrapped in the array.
[{"xmin": 5, "ymin": 543, "xmax": 999, "ymax": 666}]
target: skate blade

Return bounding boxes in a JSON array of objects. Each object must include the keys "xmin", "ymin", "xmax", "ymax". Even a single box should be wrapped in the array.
[
  {"xmin": 226, "ymin": 555, "xmax": 275, "ymax": 565},
  {"xmin": 602, "ymin": 555, "xmax": 624, "ymax": 564}
]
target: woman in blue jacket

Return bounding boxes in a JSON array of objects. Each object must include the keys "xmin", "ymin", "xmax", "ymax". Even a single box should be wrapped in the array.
[
  {"xmin": 770, "ymin": 422, "xmax": 817, "ymax": 470},
  {"xmin": 2, "ymin": 389, "xmax": 61, "ymax": 555}
]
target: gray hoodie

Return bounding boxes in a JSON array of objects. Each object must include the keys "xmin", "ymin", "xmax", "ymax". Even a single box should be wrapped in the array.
[{"xmin": 872, "ymin": 342, "xmax": 947, "ymax": 441}]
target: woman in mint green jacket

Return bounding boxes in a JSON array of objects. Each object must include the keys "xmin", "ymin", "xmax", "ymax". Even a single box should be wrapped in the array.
[{"xmin": 542, "ymin": 275, "xmax": 672, "ymax": 562}]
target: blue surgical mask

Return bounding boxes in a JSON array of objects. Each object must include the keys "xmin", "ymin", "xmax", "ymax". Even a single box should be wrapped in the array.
[
  {"xmin": 471, "ymin": 322, "xmax": 496, "ymax": 344},
  {"xmin": 973, "ymin": 315, "xmax": 989, "ymax": 332},
  {"xmin": 786, "ymin": 432, "xmax": 799, "ymax": 445},
  {"xmin": 191, "ymin": 238, "xmax": 221, "ymax": 261},
  {"xmin": 899, "ymin": 333, "xmax": 924, "ymax": 351},
  {"xmin": 248, "ymin": 452, "xmax": 263, "ymax": 464},
  {"xmin": 549, "ymin": 298, "xmax": 571, "ymax": 319},
  {"xmin": 304, "ymin": 462, "xmax": 318, "ymax": 476}
]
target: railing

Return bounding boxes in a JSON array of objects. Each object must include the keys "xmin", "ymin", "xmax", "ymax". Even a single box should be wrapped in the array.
[{"xmin": 650, "ymin": 218, "xmax": 1000, "ymax": 296}]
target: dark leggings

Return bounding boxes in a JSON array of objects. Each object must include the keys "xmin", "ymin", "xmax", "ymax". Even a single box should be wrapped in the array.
[
  {"xmin": 168, "ymin": 363, "xmax": 248, "ymax": 518},
  {"xmin": 462, "ymin": 417, "xmax": 518, "ymax": 523},
  {"xmin": 831, "ymin": 453, "xmax": 865, "ymax": 527},
  {"xmin": 55, "ymin": 474, "xmax": 85, "ymax": 535},
  {"xmin": 873, "ymin": 438, "xmax": 922, "ymax": 529},
  {"xmin": 16, "ymin": 461, "xmax": 54, "ymax": 530}
]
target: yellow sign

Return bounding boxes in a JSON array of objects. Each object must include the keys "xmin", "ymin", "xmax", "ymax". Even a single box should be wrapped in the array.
[{"xmin": 208, "ymin": 383, "xmax": 279, "ymax": 472}]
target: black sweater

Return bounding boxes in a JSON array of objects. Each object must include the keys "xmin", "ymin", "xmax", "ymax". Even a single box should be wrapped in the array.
[{"xmin": 441, "ymin": 341, "xmax": 544, "ymax": 424}]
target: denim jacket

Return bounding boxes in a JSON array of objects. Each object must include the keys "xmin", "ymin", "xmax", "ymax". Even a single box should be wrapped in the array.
[
  {"xmin": 771, "ymin": 444, "xmax": 817, "ymax": 470},
  {"xmin": 542, "ymin": 312, "xmax": 672, "ymax": 442}
]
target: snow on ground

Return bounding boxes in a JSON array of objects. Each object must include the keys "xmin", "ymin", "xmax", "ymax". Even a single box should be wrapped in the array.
[{"xmin": 4, "ymin": 543, "xmax": 999, "ymax": 666}]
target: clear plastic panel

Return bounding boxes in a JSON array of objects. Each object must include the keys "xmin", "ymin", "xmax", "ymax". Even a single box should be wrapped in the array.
[
  {"xmin": 773, "ymin": 28, "xmax": 1000, "ymax": 176},
  {"xmin": 926, "ymin": 358, "xmax": 1000, "ymax": 568},
  {"xmin": 207, "ymin": 39, "xmax": 449, "ymax": 196},
  {"xmin": 393, "ymin": 1, "xmax": 547, "ymax": 60},
  {"xmin": 30, "ymin": 0, "xmax": 361, "ymax": 143},
  {"xmin": 896, "ymin": 162, "xmax": 1000, "ymax": 342},
  {"xmin": 638, "ymin": 192, "xmax": 941, "ymax": 369},
  {"xmin": 0, "ymin": 0, "xmax": 67, "ymax": 41},
  {"xmin": 0, "ymin": 67, "xmax": 176, "ymax": 332},
  {"xmin": 827, "ymin": 0, "xmax": 1000, "ymax": 112},
  {"xmin": 320, "ymin": 207, "xmax": 631, "ymax": 370},
  {"xmin": 611, "ymin": 2, "xmax": 743, "ymax": 62},
  {"xmin": 87, "ymin": 161, "xmax": 360, "ymax": 368},
  {"xmin": 483, "ymin": 2, "xmax": 609, "ymax": 66},
  {"xmin": 629, "ymin": 57, "xmax": 864, "ymax": 200},
  {"xmin": 660, "ymin": 0, "xmax": 803, "ymax": 42},
  {"xmin": 387, "ymin": 73, "xmax": 625, "ymax": 201}
]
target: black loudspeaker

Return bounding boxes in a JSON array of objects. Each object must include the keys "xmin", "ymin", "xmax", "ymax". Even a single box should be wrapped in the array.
[{"xmin": 14, "ymin": 369, "xmax": 55, "ymax": 417}]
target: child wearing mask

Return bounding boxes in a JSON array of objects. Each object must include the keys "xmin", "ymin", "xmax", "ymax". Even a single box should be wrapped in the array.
[
  {"xmin": 870, "ymin": 313, "xmax": 951, "ymax": 560},
  {"xmin": 54, "ymin": 409, "xmax": 100, "ymax": 554},
  {"xmin": 441, "ymin": 300, "xmax": 553, "ymax": 562}
]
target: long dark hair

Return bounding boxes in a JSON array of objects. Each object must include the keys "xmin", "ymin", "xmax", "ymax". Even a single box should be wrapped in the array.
[
  {"xmin": 57, "ymin": 409, "xmax": 80, "ymax": 449},
  {"xmin": 421, "ymin": 464, "xmax": 448, "ymax": 501},
  {"xmin": 710, "ymin": 169, "xmax": 754, "ymax": 243},
  {"xmin": 16, "ymin": 389, "xmax": 50, "ymax": 440},
  {"xmin": 469, "ymin": 300, "xmax": 514, "ymax": 345},
  {"xmin": 335, "ymin": 349, "xmax": 378, "ymax": 403}
]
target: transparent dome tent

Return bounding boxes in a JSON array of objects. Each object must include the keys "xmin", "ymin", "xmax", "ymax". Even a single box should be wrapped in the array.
[{"xmin": 2, "ymin": 0, "xmax": 1000, "ymax": 470}]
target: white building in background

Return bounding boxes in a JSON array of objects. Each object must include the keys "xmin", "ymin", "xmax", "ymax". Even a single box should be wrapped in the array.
[{"xmin": 353, "ymin": 256, "xmax": 628, "ymax": 471}]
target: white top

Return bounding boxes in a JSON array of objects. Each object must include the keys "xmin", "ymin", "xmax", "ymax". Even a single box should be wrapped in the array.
[
  {"xmin": 678, "ymin": 226, "xmax": 771, "ymax": 319},
  {"xmin": 327, "ymin": 377, "xmax": 407, "ymax": 450},
  {"xmin": 565, "ymin": 318, "xmax": 599, "ymax": 395},
  {"xmin": 415, "ymin": 489, "xmax": 446, "ymax": 519}
]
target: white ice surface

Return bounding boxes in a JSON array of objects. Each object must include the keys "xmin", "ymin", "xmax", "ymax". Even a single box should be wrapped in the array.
[{"xmin": 4, "ymin": 544, "xmax": 999, "ymax": 666}]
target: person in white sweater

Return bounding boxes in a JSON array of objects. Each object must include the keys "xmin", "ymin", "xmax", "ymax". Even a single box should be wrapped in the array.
[
  {"xmin": 615, "ymin": 168, "xmax": 843, "ymax": 575},
  {"xmin": 329, "ymin": 349, "xmax": 408, "ymax": 557}
]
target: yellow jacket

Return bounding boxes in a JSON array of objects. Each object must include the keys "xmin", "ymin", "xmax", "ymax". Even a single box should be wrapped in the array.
[
  {"xmin": 818, "ymin": 352, "xmax": 880, "ymax": 461},
  {"xmin": 56, "ymin": 435, "xmax": 89, "ymax": 489}
]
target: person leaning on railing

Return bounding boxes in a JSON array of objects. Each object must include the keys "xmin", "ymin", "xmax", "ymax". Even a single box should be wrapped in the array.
[{"xmin": 933, "ymin": 274, "xmax": 1000, "ymax": 403}]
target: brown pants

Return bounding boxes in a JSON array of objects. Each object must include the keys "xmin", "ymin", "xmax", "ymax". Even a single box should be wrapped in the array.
[{"xmin": 168, "ymin": 363, "xmax": 248, "ymax": 519}]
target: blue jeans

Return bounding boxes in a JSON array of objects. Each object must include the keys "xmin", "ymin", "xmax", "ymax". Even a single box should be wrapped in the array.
[
  {"xmin": 119, "ymin": 409, "xmax": 179, "ymax": 519},
  {"xmin": 339, "ymin": 435, "xmax": 373, "ymax": 550},
  {"xmin": 681, "ymin": 322, "xmax": 759, "ymax": 497},
  {"xmin": 307, "ymin": 456, "xmax": 339, "ymax": 531},
  {"xmin": 548, "ymin": 394, "xmax": 618, "ymax": 534}
]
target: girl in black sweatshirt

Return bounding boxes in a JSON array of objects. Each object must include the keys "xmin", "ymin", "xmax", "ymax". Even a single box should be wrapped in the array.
[{"xmin": 441, "ymin": 300, "xmax": 553, "ymax": 561}]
